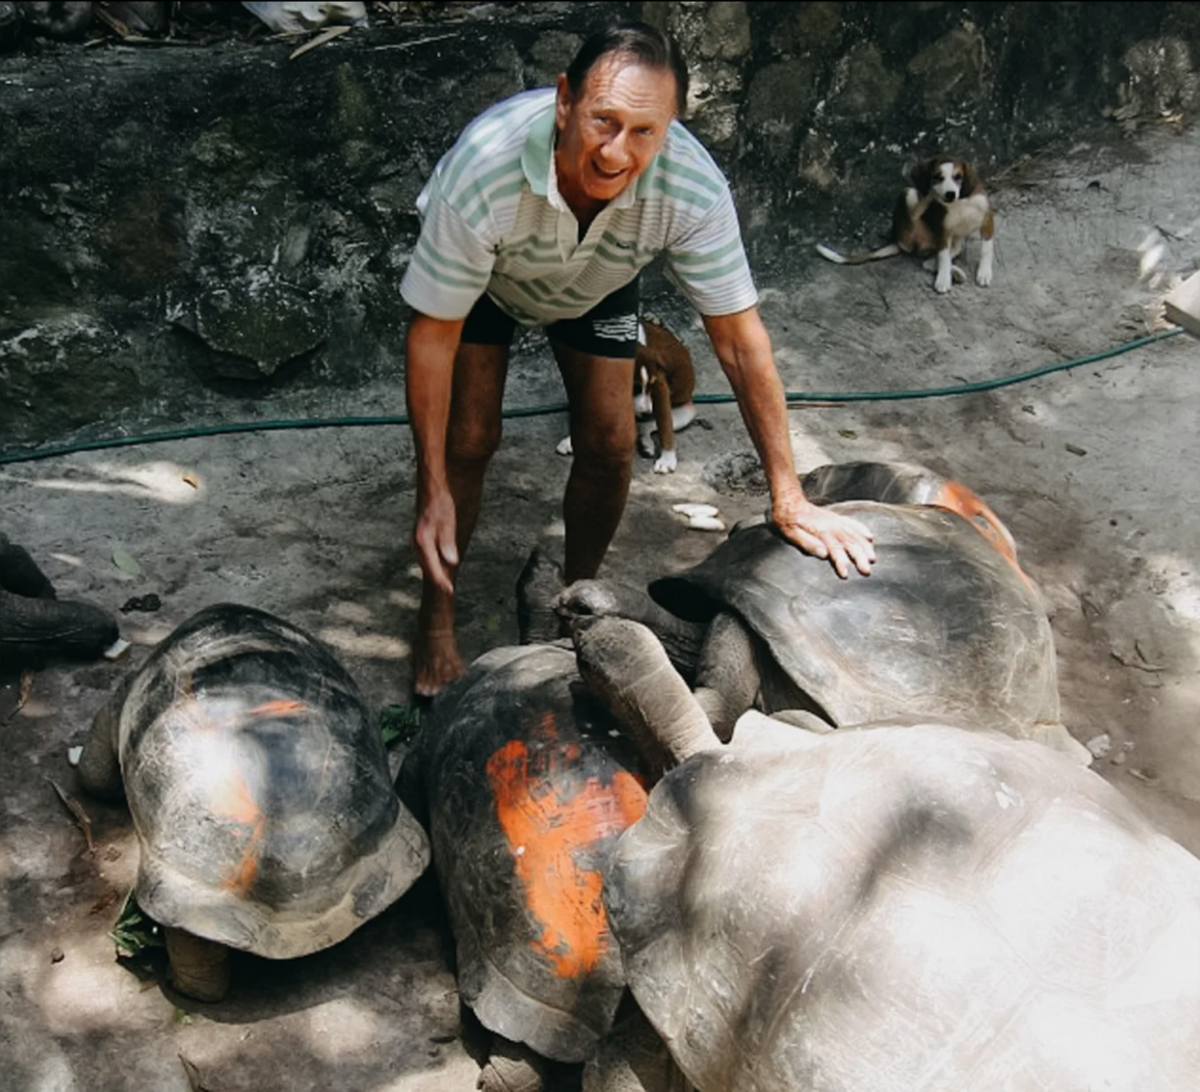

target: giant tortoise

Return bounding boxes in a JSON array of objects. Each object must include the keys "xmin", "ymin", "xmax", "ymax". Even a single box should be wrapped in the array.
[
  {"xmin": 400, "ymin": 627, "xmax": 653, "ymax": 1091},
  {"xmin": 0, "ymin": 531, "xmax": 119, "ymax": 666},
  {"xmin": 78, "ymin": 603, "xmax": 430, "ymax": 1001},
  {"xmin": 574, "ymin": 615, "xmax": 1200, "ymax": 1092},
  {"xmin": 553, "ymin": 461, "xmax": 1078, "ymax": 759}
]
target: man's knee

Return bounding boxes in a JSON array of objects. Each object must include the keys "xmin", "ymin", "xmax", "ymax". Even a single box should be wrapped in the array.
[
  {"xmin": 569, "ymin": 418, "xmax": 637, "ymax": 466},
  {"xmin": 447, "ymin": 415, "xmax": 502, "ymax": 464}
]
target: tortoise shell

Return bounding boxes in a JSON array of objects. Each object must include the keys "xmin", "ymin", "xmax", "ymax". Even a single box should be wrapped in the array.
[
  {"xmin": 800, "ymin": 460, "xmax": 1021, "ymax": 569},
  {"xmin": 114, "ymin": 603, "xmax": 429, "ymax": 959},
  {"xmin": 649, "ymin": 501, "xmax": 1059, "ymax": 738},
  {"xmin": 406, "ymin": 644, "xmax": 649, "ymax": 1064},
  {"xmin": 607, "ymin": 718, "xmax": 1200, "ymax": 1091}
]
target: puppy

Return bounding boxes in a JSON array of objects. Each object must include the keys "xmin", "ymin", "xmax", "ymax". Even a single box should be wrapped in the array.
[
  {"xmin": 816, "ymin": 158, "xmax": 995, "ymax": 294},
  {"xmin": 632, "ymin": 320, "xmax": 696, "ymax": 473},
  {"xmin": 556, "ymin": 320, "xmax": 696, "ymax": 474}
]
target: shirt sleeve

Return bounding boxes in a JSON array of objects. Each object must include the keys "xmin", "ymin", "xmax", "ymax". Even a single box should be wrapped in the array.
[
  {"xmin": 399, "ymin": 177, "xmax": 497, "ymax": 321},
  {"xmin": 664, "ymin": 185, "xmax": 759, "ymax": 317}
]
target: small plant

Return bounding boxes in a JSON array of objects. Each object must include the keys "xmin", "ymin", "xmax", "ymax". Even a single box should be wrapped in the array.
[
  {"xmin": 379, "ymin": 703, "xmax": 422, "ymax": 747},
  {"xmin": 109, "ymin": 889, "xmax": 164, "ymax": 960}
]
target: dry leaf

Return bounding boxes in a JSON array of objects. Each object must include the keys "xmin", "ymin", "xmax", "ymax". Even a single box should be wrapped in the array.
[
  {"xmin": 93, "ymin": 6, "xmax": 132, "ymax": 37},
  {"xmin": 90, "ymin": 890, "xmax": 120, "ymax": 915},
  {"xmin": 671, "ymin": 502, "xmax": 719, "ymax": 519},
  {"xmin": 289, "ymin": 24, "xmax": 351, "ymax": 61},
  {"xmin": 17, "ymin": 669, "xmax": 34, "ymax": 711},
  {"xmin": 46, "ymin": 777, "xmax": 95, "ymax": 854},
  {"xmin": 179, "ymin": 1054, "xmax": 210, "ymax": 1092}
]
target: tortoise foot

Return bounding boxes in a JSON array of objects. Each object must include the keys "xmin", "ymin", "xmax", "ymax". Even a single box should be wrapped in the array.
[
  {"xmin": 477, "ymin": 1038, "xmax": 548, "ymax": 1092},
  {"xmin": 165, "ymin": 928, "xmax": 231, "ymax": 1003}
]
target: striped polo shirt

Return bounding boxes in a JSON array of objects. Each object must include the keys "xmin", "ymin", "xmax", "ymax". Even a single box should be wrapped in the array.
[{"xmin": 400, "ymin": 87, "xmax": 758, "ymax": 325}]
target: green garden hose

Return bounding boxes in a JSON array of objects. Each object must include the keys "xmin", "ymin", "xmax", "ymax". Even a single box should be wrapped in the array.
[{"xmin": 0, "ymin": 327, "xmax": 1183, "ymax": 466}]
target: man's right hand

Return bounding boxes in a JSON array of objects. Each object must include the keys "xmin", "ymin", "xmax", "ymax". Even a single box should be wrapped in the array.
[
  {"xmin": 412, "ymin": 487, "xmax": 459, "ymax": 595},
  {"xmin": 406, "ymin": 311, "xmax": 468, "ymax": 599}
]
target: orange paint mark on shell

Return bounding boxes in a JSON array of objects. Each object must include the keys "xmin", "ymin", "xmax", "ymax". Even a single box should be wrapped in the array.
[
  {"xmin": 222, "ymin": 833, "xmax": 262, "ymax": 894},
  {"xmin": 930, "ymin": 480, "xmax": 1032, "ymax": 586},
  {"xmin": 486, "ymin": 716, "xmax": 647, "ymax": 980},
  {"xmin": 211, "ymin": 774, "xmax": 260, "ymax": 826},
  {"xmin": 210, "ymin": 774, "xmax": 265, "ymax": 896},
  {"xmin": 245, "ymin": 699, "xmax": 308, "ymax": 718}
]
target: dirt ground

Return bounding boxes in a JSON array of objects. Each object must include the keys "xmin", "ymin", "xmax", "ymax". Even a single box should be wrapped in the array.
[{"xmin": 3, "ymin": 121, "xmax": 1200, "ymax": 1091}]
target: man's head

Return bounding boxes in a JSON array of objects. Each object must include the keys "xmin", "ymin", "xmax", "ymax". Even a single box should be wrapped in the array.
[{"xmin": 554, "ymin": 22, "xmax": 689, "ymax": 214}]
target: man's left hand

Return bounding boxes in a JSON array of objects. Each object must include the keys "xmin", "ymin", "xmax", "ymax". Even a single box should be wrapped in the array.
[{"xmin": 772, "ymin": 494, "xmax": 875, "ymax": 579}]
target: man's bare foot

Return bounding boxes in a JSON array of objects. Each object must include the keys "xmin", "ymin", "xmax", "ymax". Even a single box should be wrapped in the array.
[
  {"xmin": 413, "ymin": 627, "xmax": 465, "ymax": 697},
  {"xmin": 414, "ymin": 580, "xmax": 467, "ymax": 697}
]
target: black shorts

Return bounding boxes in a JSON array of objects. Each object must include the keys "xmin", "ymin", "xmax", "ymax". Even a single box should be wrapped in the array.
[{"xmin": 460, "ymin": 278, "xmax": 640, "ymax": 360}]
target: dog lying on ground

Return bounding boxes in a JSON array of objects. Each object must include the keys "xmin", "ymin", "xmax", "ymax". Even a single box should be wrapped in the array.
[
  {"xmin": 557, "ymin": 319, "xmax": 696, "ymax": 473},
  {"xmin": 816, "ymin": 158, "xmax": 996, "ymax": 294}
]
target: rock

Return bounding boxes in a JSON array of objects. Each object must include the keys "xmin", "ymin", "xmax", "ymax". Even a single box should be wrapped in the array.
[
  {"xmin": 1086, "ymin": 733, "xmax": 1113, "ymax": 760},
  {"xmin": 907, "ymin": 22, "xmax": 990, "ymax": 118},
  {"xmin": 827, "ymin": 42, "xmax": 903, "ymax": 122},
  {"xmin": 171, "ymin": 281, "xmax": 328, "ymax": 382},
  {"xmin": 745, "ymin": 59, "xmax": 820, "ymax": 155},
  {"xmin": 767, "ymin": 2, "xmax": 843, "ymax": 58}
]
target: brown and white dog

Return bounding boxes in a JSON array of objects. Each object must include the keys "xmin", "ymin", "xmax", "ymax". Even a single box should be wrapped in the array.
[
  {"xmin": 557, "ymin": 319, "xmax": 696, "ymax": 473},
  {"xmin": 816, "ymin": 158, "xmax": 995, "ymax": 294}
]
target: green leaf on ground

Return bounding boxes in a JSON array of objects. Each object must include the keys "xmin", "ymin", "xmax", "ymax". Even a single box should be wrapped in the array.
[
  {"xmin": 109, "ymin": 889, "xmax": 164, "ymax": 958},
  {"xmin": 380, "ymin": 703, "xmax": 422, "ymax": 747},
  {"xmin": 112, "ymin": 550, "xmax": 143, "ymax": 576}
]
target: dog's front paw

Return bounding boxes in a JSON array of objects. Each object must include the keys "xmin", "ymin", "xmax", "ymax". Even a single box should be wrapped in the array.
[
  {"xmin": 653, "ymin": 449, "xmax": 678, "ymax": 474},
  {"xmin": 977, "ymin": 238, "xmax": 995, "ymax": 287},
  {"xmin": 556, "ymin": 435, "xmax": 573, "ymax": 457},
  {"xmin": 638, "ymin": 431, "xmax": 658, "ymax": 459},
  {"xmin": 933, "ymin": 249, "xmax": 954, "ymax": 293}
]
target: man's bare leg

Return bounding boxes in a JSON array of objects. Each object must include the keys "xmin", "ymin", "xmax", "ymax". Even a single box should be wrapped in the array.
[
  {"xmin": 413, "ymin": 341, "xmax": 509, "ymax": 696},
  {"xmin": 552, "ymin": 342, "xmax": 637, "ymax": 583}
]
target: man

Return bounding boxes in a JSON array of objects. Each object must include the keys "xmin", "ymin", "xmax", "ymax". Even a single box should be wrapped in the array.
[{"xmin": 402, "ymin": 21, "xmax": 875, "ymax": 697}]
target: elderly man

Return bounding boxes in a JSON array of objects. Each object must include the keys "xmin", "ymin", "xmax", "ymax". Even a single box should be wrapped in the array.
[{"xmin": 402, "ymin": 21, "xmax": 874, "ymax": 696}]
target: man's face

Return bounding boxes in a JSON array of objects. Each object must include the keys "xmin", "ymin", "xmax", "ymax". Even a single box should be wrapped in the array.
[{"xmin": 554, "ymin": 56, "xmax": 678, "ymax": 210}]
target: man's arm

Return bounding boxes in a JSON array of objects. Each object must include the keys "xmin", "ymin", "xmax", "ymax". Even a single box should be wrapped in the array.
[
  {"xmin": 702, "ymin": 307, "xmax": 875, "ymax": 578},
  {"xmin": 406, "ymin": 311, "xmax": 466, "ymax": 594}
]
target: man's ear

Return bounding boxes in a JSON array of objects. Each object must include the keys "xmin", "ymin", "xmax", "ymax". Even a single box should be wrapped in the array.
[{"xmin": 555, "ymin": 73, "xmax": 572, "ymax": 126}]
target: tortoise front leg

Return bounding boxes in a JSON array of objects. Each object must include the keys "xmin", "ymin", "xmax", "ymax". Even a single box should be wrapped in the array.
[
  {"xmin": 478, "ymin": 1037, "xmax": 550, "ymax": 1092},
  {"xmin": 77, "ymin": 674, "xmax": 133, "ymax": 801},
  {"xmin": 693, "ymin": 612, "xmax": 760, "ymax": 743},
  {"xmin": 165, "ymin": 927, "xmax": 231, "ymax": 1003},
  {"xmin": 584, "ymin": 1000, "xmax": 694, "ymax": 1092}
]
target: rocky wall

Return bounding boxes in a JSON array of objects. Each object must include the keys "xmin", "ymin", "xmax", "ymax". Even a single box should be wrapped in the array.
[{"xmin": 1, "ymin": 0, "xmax": 1197, "ymax": 450}]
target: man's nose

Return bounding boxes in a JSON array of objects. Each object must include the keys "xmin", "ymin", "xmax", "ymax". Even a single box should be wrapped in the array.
[{"xmin": 600, "ymin": 130, "xmax": 631, "ymax": 167}]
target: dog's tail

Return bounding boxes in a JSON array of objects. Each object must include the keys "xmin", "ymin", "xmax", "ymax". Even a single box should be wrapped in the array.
[{"xmin": 815, "ymin": 242, "xmax": 901, "ymax": 265}]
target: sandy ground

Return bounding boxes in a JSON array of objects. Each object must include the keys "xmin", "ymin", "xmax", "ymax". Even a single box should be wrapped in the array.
[{"xmin": 3, "ymin": 122, "xmax": 1200, "ymax": 1091}]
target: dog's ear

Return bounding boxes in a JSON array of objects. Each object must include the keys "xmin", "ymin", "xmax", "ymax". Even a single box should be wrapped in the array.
[
  {"xmin": 910, "ymin": 159, "xmax": 934, "ymax": 194},
  {"xmin": 959, "ymin": 161, "xmax": 981, "ymax": 196}
]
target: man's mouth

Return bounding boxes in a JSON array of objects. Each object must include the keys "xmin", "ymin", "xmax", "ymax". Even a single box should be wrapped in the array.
[{"xmin": 593, "ymin": 162, "xmax": 626, "ymax": 180}]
